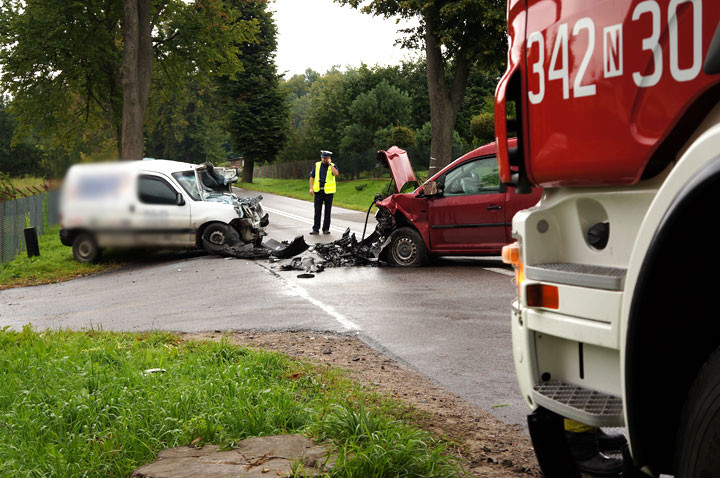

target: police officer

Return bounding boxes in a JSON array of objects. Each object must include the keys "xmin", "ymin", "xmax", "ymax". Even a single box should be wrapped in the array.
[{"xmin": 308, "ymin": 150, "xmax": 338, "ymax": 235}]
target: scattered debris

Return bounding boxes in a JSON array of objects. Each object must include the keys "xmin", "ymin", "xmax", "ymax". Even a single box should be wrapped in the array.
[
  {"xmin": 275, "ymin": 228, "xmax": 391, "ymax": 276},
  {"xmin": 314, "ymin": 228, "xmax": 388, "ymax": 267},
  {"xmin": 142, "ymin": 368, "xmax": 166, "ymax": 375},
  {"xmin": 203, "ymin": 234, "xmax": 309, "ymax": 260}
]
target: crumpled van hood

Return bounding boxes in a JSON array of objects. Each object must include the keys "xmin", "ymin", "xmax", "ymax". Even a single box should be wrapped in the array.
[
  {"xmin": 196, "ymin": 162, "xmax": 238, "ymax": 193},
  {"xmin": 376, "ymin": 147, "xmax": 417, "ymax": 193}
]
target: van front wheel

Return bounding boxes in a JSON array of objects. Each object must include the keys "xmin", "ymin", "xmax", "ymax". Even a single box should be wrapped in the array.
[{"xmin": 72, "ymin": 233, "xmax": 100, "ymax": 263}]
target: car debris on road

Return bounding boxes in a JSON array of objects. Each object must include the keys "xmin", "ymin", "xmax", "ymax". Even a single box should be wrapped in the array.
[{"xmin": 272, "ymin": 228, "xmax": 390, "ymax": 277}]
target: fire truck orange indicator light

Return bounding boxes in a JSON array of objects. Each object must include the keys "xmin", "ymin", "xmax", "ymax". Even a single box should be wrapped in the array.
[
  {"xmin": 502, "ymin": 243, "xmax": 520, "ymax": 266},
  {"xmin": 526, "ymin": 284, "xmax": 559, "ymax": 309}
]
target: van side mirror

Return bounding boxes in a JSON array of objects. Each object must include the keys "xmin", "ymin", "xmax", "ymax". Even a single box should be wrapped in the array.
[
  {"xmin": 176, "ymin": 193, "xmax": 185, "ymax": 206},
  {"xmin": 422, "ymin": 181, "xmax": 441, "ymax": 197}
]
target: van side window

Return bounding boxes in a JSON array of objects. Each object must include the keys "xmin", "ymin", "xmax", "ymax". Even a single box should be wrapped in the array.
[
  {"xmin": 138, "ymin": 175, "xmax": 178, "ymax": 205},
  {"xmin": 442, "ymin": 156, "xmax": 500, "ymax": 196}
]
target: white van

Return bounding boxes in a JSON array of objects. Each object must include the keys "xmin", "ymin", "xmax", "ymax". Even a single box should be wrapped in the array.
[{"xmin": 59, "ymin": 160, "xmax": 268, "ymax": 262}]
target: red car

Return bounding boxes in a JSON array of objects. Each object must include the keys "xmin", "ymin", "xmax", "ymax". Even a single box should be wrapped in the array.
[{"xmin": 375, "ymin": 140, "xmax": 542, "ymax": 266}]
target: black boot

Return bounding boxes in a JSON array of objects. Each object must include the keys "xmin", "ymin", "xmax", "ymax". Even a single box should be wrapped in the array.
[
  {"xmin": 597, "ymin": 428, "xmax": 627, "ymax": 452},
  {"xmin": 566, "ymin": 430, "xmax": 623, "ymax": 476}
]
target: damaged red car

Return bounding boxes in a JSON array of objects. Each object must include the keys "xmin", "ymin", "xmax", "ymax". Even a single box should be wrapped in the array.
[{"xmin": 375, "ymin": 141, "xmax": 542, "ymax": 266}]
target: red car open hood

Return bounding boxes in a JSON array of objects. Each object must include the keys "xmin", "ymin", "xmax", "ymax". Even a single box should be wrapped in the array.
[{"xmin": 376, "ymin": 147, "xmax": 417, "ymax": 193}]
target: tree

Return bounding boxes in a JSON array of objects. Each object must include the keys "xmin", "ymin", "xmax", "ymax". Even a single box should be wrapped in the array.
[
  {"xmin": 0, "ymin": 96, "xmax": 43, "ymax": 177},
  {"xmin": 340, "ymin": 80, "xmax": 411, "ymax": 153},
  {"xmin": 145, "ymin": 76, "xmax": 236, "ymax": 164},
  {"xmin": 220, "ymin": 0, "xmax": 287, "ymax": 183},
  {"xmin": 0, "ymin": 0, "xmax": 257, "ymax": 161},
  {"xmin": 335, "ymin": 0, "xmax": 505, "ymax": 171}
]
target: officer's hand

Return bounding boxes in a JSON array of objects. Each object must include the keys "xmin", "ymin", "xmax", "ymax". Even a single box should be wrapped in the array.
[{"xmin": 309, "ymin": 188, "xmax": 314, "ymax": 196}]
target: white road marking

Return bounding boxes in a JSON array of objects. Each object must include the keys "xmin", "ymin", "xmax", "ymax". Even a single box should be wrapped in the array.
[
  {"xmin": 263, "ymin": 206, "xmax": 363, "ymax": 236},
  {"xmin": 484, "ymin": 267, "xmax": 515, "ymax": 277},
  {"xmin": 259, "ymin": 264, "xmax": 359, "ymax": 331}
]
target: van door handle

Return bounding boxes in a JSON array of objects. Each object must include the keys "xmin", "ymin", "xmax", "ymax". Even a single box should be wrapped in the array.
[
  {"xmin": 129, "ymin": 205, "xmax": 135, "ymax": 213},
  {"xmin": 487, "ymin": 205, "xmax": 502, "ymax": 210}
]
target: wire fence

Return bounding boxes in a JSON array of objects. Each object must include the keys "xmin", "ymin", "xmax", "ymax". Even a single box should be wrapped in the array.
[{"xmin": 0, "ymin": 190, "xmax": 60, "ymax": 265}]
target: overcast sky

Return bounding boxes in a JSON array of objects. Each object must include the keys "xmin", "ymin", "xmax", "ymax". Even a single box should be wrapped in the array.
[{"xmin": 271, "ymin": 0, "xmax": 421, "ymax": 78}]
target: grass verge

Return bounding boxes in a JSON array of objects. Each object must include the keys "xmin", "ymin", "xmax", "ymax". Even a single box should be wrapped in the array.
[
  {"xmin": 7, "ymin": 176, "xmax": 47, "ymax": 194},
  {"xmin": 0, "ymin": 328, "xmax": 465, "ymax": 477},
  {"xmin": 238, "ymin": 178, "xmax": 396, "ymax": 212},
  {"xmin": 0, "ymin": 226, "xmax": 132, "ymax": 289}
]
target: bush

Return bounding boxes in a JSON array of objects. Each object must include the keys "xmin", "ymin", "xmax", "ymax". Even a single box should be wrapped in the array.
[{"xmin": 470, "ymin": 113, "xmax": 495, "ymax": 144}]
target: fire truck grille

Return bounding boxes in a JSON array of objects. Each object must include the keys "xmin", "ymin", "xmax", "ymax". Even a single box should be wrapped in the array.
[{"xmin": 533, "ymin": 381, "xmax": 624, "ymax": 427}]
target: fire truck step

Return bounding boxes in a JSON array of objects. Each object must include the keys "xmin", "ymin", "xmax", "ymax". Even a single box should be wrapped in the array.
[
  {"xmin": 532, "ymin": 380, "xmax": 624, "ymax": 427},
  {"xmin": 525, "ymin": 263, "xmax": 626, "ymax": 291}
]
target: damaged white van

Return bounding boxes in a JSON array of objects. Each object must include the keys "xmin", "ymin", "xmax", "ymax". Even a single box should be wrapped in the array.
[{"xmin": 59, "ymin": 160, "xmax": 269, "ymax": 262}]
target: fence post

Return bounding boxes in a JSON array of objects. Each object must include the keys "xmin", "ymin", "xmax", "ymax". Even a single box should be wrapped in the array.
[{"xmin": 0, "ymin": 201, "xmax": 4, "ymax": 264}]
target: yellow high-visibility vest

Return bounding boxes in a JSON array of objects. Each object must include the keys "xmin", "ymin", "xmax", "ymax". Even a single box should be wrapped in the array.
[{"xmin": 313, "ymin": 161, "xmax": 336, "ymax": 193}]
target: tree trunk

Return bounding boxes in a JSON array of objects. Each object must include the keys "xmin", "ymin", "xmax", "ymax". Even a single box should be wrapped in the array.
[
  {"xmin": 425, "ymin": 16, "xmax": 470, "ymax": 173},
  {"xmin": 120, "ymin": 0, "xmax": 152, "ymax": 160},
  {"xmin": 242, "ymin": 159, "xmax": 254, "ymax": 183}
]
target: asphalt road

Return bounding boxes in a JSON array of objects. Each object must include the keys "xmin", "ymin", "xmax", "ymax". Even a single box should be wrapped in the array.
[{"xmin": 0, "ymin": 189, "xmax": 527, "ymax": 427}]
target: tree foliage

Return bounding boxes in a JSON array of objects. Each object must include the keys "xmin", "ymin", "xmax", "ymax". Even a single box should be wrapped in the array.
[
  {"xmin": 0, "ymin": 0, "xmax": 258, "ymax": 162},
  {"xmin": 219, "ymin": 0, "xmax": 287, "ymax": 183},
  {"xmin": 340, "ymin": 80, "xmax": 411, "ymax": 154},
  {"xmin": 470, "ymin": 112, "xmax": 495, "ymax": 145},
  {"xmin": 277, "ymin": 61, "xmax": 492, "ymax": 179},
  {"xmin": 334, "ymin": 0, "xmax": 505, "ymax": 169},
  {"xmin": 145, "ymin": 76, "xmax": 235, "ymax": 164},
  {"xmin": 0, "ymin": 96, "xmax": 43, "ymax": 177}
]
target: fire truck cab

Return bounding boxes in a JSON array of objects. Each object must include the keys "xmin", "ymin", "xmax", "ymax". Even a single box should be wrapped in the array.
[{"xmin": 495, "ymin": 0, "xmax": 720, "ymax": 476}]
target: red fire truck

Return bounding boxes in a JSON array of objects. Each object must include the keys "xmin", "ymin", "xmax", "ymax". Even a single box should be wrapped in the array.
[{"xmin": 495, "ymin": 0, "xmax": 720, "ymax": 476}]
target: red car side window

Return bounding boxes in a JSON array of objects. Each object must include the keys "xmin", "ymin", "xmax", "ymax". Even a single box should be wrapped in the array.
[{"xmin": 443, "ymin": 157, "xmax": 500, "ymax": 197}]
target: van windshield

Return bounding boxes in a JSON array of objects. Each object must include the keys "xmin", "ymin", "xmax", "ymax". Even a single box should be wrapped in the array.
[{"xmin": 172, "ymin": 171, "xmax": 201, "ymax": 201}]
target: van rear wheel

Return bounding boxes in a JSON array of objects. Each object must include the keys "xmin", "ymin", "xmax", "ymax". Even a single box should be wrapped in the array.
[
  {"xmin": 72, "ymin": 233, "xmax": 100, "ymax": 263},
  {"xmin": 674, "ymin": 346, "xmax": 720, "ymax": 477}
]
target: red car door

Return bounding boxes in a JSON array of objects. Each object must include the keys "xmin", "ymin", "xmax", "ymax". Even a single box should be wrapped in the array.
[{"xmin": 428, "ymin": 155, "xmax": 507, "ymax": 253}]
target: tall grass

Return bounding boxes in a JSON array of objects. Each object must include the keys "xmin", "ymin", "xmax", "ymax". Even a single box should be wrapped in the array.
[{"xmin": 0, "ymin": 328, "xmax": 465, "ymax": 477}]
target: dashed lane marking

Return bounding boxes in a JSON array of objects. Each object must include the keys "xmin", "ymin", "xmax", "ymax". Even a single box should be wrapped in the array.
[
  {"xmin": 484, "ymin": 267, "xmax": 515, "ymax": 277},
  {"xmin": 258, "ymin": 264, "xmax": 360, "ymax": 331}
]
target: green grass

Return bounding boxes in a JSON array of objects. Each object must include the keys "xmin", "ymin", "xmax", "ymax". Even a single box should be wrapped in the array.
[
  {"xmin": 7, "ymin": 176, "xmax": 47, "ymax": 194},
  {"xmin": 0, "ymin": 328, "xmax": 465, "ymax": 477},
  {"xmin": 238, "ymin": 178, "xmax": 399, "ymax": 212},
  {"xmin": 0, "ymin": 226, "xmax": 133, "ymax": 289}
]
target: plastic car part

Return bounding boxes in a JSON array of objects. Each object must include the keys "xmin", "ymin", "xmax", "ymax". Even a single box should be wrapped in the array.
[{"xmin": 264, "ymin": 236, "xmax": 310, "ymax": 258}]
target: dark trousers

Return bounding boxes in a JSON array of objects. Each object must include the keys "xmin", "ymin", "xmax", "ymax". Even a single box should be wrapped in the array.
[{"xmin": 313, "ymin": 190, "xmax": 334, "ymax": 232}]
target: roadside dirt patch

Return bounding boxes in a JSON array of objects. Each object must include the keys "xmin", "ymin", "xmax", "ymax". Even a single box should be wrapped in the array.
[{"xmin": 185, "ymin": 330, "xmax": 540, "ymax": 478}]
